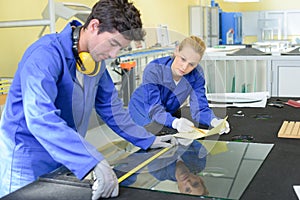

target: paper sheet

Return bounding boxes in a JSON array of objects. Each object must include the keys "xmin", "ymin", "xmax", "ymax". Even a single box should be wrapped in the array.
[
  {"xmin": 207, "ymin": 92, "xmax": 269, "ymax": 108},
  {"xmin": 174, "ymin": 117, "xmax": 227, "ymax": 140},
  {"xmin": 293, "ymin": 185, "xmax": 300, "ymax": 199},
  {"xmin": 199, "ymin": 140, "xmax": 229, "ymax": 155}
]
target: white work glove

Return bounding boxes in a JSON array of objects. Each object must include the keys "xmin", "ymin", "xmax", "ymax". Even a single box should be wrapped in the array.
[
  {"xmin": 150, "ymin": 135, "xmax": 178, "ymax": 149},
  {"xmin": 177, "ymin": 138, "xmax": 193, "ymax": 146},
  {"xmin": 92, "ymin": 160, "xmax": 119, "ymax": 200},
  {"xmin": 172, "ymin": 118, "xmax": 194, "ymax": 133},
  {"xmin": 211, "ymin": 118, "xmax": 230, "ymax": 135}
]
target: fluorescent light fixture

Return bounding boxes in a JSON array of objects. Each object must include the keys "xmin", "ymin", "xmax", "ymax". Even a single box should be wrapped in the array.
[{"xmin": 224, "ymin": 0, "xmax": 259, "ymax": 2}]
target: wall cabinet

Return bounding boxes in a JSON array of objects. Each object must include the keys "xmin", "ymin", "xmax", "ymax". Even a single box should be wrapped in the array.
[
  {"xmin": 189, "ymin": 6, "xmax": 219, "ymax": 47},
  {"xmin": 202, "ymin": 54, "xmax": 300, "ymax": 98}
]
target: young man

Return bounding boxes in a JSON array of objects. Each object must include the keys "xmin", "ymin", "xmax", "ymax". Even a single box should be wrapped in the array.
[
  {"xmin": 129, "ymin": 36, "xmax": 230, "ymax": 135},
  {"xmin": 0, "ymin": 0, "xmax": 176, "ymax": 199}
]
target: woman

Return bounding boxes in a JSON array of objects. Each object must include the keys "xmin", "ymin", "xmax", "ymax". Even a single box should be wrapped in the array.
[{"xmin": 129, "ymin": 36, "xmax": 229, "ymax": 135}]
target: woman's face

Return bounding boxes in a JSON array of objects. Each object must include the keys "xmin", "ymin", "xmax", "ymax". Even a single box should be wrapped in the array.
[{"xmin": 171, "ymin": 45, "xmax": 201, "ymax": 81}]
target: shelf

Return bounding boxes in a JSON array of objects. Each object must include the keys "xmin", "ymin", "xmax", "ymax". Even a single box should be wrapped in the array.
[
  {"xmin": 0, "ymin": 0, "xmax": 91, "ymax": 34},
  {"xmin": 0, "ymin": 0, "xmax": 56, "ymax": 32}
]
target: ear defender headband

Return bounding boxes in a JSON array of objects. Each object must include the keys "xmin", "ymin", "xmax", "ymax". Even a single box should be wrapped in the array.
[{"xmin": 72, "ymin": 26, "xmax": 100, "ymax": 76}]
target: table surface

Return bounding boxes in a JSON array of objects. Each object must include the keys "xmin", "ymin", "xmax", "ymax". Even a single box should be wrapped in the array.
[
  {"xmin": 2, "ymin": 97, "xmax": 300, "ymax": 200},
  {"xmin": 220, "ymin": 97, "xmax": 300, "ymax": 200}
]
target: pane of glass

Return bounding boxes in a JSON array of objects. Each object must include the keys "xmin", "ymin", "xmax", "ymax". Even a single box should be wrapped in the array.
[{"xmin": 110, "ymin": 140, "xmax": 273, "ymax": 199}]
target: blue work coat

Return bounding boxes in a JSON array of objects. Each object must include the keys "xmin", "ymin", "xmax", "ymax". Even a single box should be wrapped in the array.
[
  {"xmin": 0, "ymin": 21, "xmax": 155, "ymax": 197},
  {"xmin": 129, "ymin": 56, "xmax": 216, "ymax": 128}
]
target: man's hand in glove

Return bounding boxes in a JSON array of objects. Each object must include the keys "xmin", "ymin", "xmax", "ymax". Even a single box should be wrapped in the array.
[
  {"xmin": 150, "ymin": 135, "xmax": 178, "ymax": 149},
  {"xmin": 210, "ymin": 118, "xmax": 230, "ymax": 134},
  {"xmin": 92, "ymin": 160, "xmax": 119, "ymax": 200},
  {"xmin": 172, "ymin": 118, "xmax": 194, "ymax": 133}
]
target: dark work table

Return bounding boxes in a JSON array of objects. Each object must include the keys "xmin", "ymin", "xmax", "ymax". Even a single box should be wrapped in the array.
[
  {"xmin": 219, "ymin": 97, "xmax": 300, "ymax": 200},
  {"xmin": 2, "ymin": 97, "xmax": 300, "ymax": 200}
]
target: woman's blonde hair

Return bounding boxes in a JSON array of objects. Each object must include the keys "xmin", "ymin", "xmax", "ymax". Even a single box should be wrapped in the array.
[{"xmin": 178, "ymin": 36, "xmax": 206, "ymax": 59}]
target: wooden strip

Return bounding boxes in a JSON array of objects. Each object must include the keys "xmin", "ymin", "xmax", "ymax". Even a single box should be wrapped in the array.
[
  {"xmin": 278, "ymin": 121, "xmax": 289, "ymax": 137},
  {"xmin": 0, "ymin": 89, "xmax": 9, "ymax": 93},
  {"xmin": 295, "ymin": 122, "xmax": 300, "ymax": 136},
  {"xmin": 278, "ymin": 134, "xmax": 300, "ymax": 139},
  {"xmin": 0, "ymin": 85, "xmax": 10, "ymax": 88},
  {"xmin": 285, "ymin": 122, "xmax": 295, "ymax": 135},
  {"xmin": 278, "ymin": 121, "xmax": 300, "ymax": 139},
  {"xmin": 292, "ymin": 122, "xmax": 300, "ymax": 136},
  {"xmin": 0, "ymin": 80, "xmax": 9, "ymax": 84}
]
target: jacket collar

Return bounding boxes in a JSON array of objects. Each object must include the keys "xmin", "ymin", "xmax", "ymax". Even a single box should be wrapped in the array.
[
  {"xmin": 59, "ymin": 20, "xmax": 82, "ymax": 60},
  {"xmin": 58, "ymin": 20, "xmax": 82, "ymax": 80},
  {"xmin": 162, "ymin": 56, "xmax": 175, "ymax": 85}
]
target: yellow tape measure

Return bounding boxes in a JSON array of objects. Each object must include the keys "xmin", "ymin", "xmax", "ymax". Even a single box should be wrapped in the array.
[{"xmin": 118, "ymin": 147, "xmax": 171, "ymax": 183}]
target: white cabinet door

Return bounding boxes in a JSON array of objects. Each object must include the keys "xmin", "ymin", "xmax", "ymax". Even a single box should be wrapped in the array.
[{"xmin": 272, "ymin": 59, "xmax": 300, "ymax": 97}]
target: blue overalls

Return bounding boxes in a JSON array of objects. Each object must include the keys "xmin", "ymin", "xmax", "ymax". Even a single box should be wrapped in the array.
[{"xmin": 0, "ymin": 21, "xmax": 155, "ymax": 197}]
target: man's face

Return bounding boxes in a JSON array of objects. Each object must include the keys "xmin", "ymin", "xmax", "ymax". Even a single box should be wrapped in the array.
[{"xmin": 88, "ymin": 30, "xmax": 131, "ymax": 62}]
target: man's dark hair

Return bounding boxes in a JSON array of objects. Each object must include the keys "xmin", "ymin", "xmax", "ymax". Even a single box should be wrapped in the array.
[{"xmin": 83, "ymin": 0, "xmax": 146, "ymax": 41}]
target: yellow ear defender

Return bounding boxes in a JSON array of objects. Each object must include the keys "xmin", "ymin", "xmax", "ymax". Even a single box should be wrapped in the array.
[
  {"xmin": 76, "ymin": 52, "xmax": 100, "ymax": 77},
  {"xmin": 72, "ymin": 26, "xmax": 100, "ymax": 77}
]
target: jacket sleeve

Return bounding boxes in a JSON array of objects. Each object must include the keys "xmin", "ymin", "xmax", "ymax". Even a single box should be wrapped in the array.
[
  {"xmin": 94, "ymin": 66, "xmax": 155, "ymax": 150},
  {"xmin": 189, "ymin": 67, "xmax": 216, "ymax": 126}
]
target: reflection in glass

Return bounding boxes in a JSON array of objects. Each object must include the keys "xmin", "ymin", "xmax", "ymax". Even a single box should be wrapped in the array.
[
  {"xmin": 113, "ymin": 139, "xmax": 209, "ymax": 196},
  {"xmin": 106, "ymin": 139, "xmax": 273, "ymax": 199}
]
